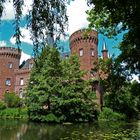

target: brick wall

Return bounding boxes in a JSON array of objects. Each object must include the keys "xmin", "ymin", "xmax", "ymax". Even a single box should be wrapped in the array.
[
  {"xmin": 0, "ymin": 47, "xmax": 21, "ymax": 99},
  {"xmin": 70, "ymin": 29, "xmax": 98, "ymax": 79}
]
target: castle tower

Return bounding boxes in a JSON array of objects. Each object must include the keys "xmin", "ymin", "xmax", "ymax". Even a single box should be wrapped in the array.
[
  {"xmin": 70, "ymin": 29, "xmax": 98, "ymax": 79},
  {"xmin": 102, "ymin": 41, "xmax": 108, "ymax": 60},
  {"xmin": 0, "ymin": 47, "xmax": 21, "ymax": 98}
]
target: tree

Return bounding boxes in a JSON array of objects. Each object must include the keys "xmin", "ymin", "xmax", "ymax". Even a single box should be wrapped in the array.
[
  {"xmin": 0, "ymin": 0, "xmax": 70, "ymax": 55},
  {"xmin": 87, "ymin": 0, "xmax": 140, "ymax": 77},
  {"xmin": 26, "ymin": 46, "xmax": 98, "ymax": 122},
  {"xmin": 92, "ymin": 57, "xmax": 140, "ymax": 118},
  {"xmin": 26, "ymin": 46, "xmax": 63, "ymax": 122},
  {"xmin": 60, "ymin": 55, "xmax": 97, "ymax": 122},
  {"xmin": 104, "ymin": 82, "xmax": 140, "ymax": 119}
]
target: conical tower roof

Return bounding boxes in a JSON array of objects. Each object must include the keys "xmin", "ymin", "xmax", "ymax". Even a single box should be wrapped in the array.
[{"xmin": 102, "ymin": 39, "xmax": 108, "ymax": 51}]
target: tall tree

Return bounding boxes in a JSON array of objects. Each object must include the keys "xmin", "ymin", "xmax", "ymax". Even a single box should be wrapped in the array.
[
  {"xmin": 27, "ymin": 46, "xmax": 63, "ymax": 122},
  {"xmin": 27, "ymin": 47, "xmax": 97, "ymax": 122},
  {"xmin": 60, "ymin": 55, "xmax": 97, "ymax": 122},
  {"xmin": 87, "ymin": 0, "xmax": 140, "ymax": 78}
]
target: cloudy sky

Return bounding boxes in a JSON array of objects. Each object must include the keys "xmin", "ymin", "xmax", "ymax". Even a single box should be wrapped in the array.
[{"xmin": 0, "ymin": 0, "xmax": 123, "ymax": 63}]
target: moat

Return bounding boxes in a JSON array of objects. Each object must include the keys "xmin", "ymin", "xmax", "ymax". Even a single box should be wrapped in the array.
[{"xmin": 0, "ymin": 119, "xmax": 140, "ymax": 140}]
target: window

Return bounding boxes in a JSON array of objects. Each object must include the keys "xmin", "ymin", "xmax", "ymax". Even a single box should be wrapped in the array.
[
  {"xmin": 6, "ymin": 78, "xmax": 11, "ymax": 86},
  {"xmin": 90, "ymin": 48, "xmax": 94, "ymax": 56},
  {"xmin": 79, "ymin": 48, "xmax": 83, "ymax": 56},
  {"xmin": 20, "ymin": 78, "xmax": 24, "ymax": 85},
  {"xmin": 8, "ymin": 62, "xmax": 13, "ymax": 69}
]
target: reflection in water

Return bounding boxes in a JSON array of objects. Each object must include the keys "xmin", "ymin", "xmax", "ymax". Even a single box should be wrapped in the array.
[{"xmin": 0, "ymin": 119, "xmax": 140, "ymax": 140}]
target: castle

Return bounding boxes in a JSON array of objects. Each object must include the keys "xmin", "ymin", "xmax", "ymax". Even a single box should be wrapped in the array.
[{"xmin": 0, "ymin": 29, "xmax": 108, "ymax": 99}]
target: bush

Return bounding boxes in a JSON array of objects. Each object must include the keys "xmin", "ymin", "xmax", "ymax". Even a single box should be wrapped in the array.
[
  {"xmin": 98, "ymin": 107, "xmax": 126, "ymax": 121},
  {"xmin": 0, "ymin": 108, "xmax": 28, "ymax": 119},
  {"xmin": 0, "ymin": 101, "xmax": 6, "ymax": 110},
  {"xmin": 4, "ymin": 92, "xmax": 21, "ymax": 108},
  {"xmin": 42, "ymin": 113, "xmax": 60, "ymax": 122}
]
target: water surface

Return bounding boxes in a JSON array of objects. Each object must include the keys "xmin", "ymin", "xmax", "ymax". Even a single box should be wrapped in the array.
[{"xmin": 0, "ymin": 119, "xmax": 140, "ymax": 140}]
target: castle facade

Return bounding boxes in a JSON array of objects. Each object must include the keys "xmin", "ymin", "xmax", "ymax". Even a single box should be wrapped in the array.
[
  {"xmin": 0, "ymin": 47, "xmax": 34, "ymax": 99},
  {"xmin": 0, "ymin": 29, "xmax": 108, "ymax": 99}
]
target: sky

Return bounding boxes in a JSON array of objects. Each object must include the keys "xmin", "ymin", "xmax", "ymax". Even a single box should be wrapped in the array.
[{"xmin": 0, "ymin": 0, "xmax": 123, "ymax": 63}]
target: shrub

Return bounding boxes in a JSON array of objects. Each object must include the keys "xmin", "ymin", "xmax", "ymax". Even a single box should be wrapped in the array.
[
  {"xmin": 98, "ymin": 107, "xmax": 126, "ymax": 121},
  {"xmin": 0, "ymin": 108, "xmax": 28, "ymax": 119},
  {"xmin": 4, "ymin": 92, "xmax": 21, "ymax": 108},
  {"xmin": 42, "ymin": 113, "xmax": 60, "ymax": 122},
  {"xmin": 0, "ymin": 101, "xmax": 6, "ymax": 110}
]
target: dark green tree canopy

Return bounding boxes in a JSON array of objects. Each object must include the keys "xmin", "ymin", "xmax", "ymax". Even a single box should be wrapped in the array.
[{"xmin": 87, "ymin": 0, "xmax": 140, "ymax": 77}]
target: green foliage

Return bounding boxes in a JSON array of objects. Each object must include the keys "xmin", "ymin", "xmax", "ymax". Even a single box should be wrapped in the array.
[
  {"xmin": 27, "ymin": 46, "xmax": 98, "ymax": 122},
  {"xmin": 40, "ymin": 113, "xmax": 60, "ymax": 123},
  {"xmin": 4, "ymin": 92, "xmax": 21, "ymax": 108},
  {"xmin": 98, "ymin": 107, "xmax": 126, "ymax": 121},
  {"xmin": 27, "ymin": 46, "xmax": 62, "ymax": 122},
  {"xmin": 92, "ymin": 57, "xmax": 140, "ymax": 119},
  {"xmin": 105, "ymin": 82, "xmax": 140, "ymax": 119},
  {"xmin": 58, "ymin": 55, "xmax": 98, "ymax": 122},
  {"xmin": 0, "ymin": 108, "xmax": 28, "ymax": 119},
  {"xmin": 87, "ymin": 0, "xmax": 140, "ymax": 76},
  {"xmin": 0, "ymin": 101, "xmax": 6, "ymax": 110}
]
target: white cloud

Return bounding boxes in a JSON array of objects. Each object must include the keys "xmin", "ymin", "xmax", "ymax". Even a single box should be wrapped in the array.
[
  {"xmin": 2, "ymin": 0, "xmax": 32, "ymax": 20},
  {"xmin": 20, "ymin": 51, "xmax": 31, "ymax": 64},
  {"xmin": 67, "ymin": 0, "xmax": 90, "ymax": 35},
  {"xmin": 20, "ymin": 27, "xmax": 32, "ymax": 44},
  {"xmin": 2, "ymin": 1, "xmax": 15, "ymax": 20},
  {"xmin": 10, "ymin": 27, "xmax": 32, "ymax": 45},
  {"xmin": 10, "ymin": 37, "xmax": 16, "ymax": 45},
  {"xmin": 0, "ymin": 41, "xmax": 7, "ymax": 46},
  {"xmin": 22, "ymin": 0, "xmax": 33, "ymax": 16},
  {"xmin": 2, "ymin": 0, "xmax": 89, "ymax": 36}
]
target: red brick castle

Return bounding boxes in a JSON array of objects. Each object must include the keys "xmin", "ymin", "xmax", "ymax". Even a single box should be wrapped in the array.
[
  {"xmin": 0, "ymin": 47, "xmax": 34, "ymax": 99},
  {"xmin": 0, "ymin": 29, "xmax": 108, "ymax": 99}
]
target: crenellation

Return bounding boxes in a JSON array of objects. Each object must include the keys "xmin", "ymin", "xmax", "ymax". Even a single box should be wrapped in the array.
[{"xmin": 0, "ymin": 47, "xmax": 21, "ymax": 59}]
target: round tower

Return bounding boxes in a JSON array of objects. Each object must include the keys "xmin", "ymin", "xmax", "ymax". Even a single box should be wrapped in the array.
[
  {"xmin": 0, "ymin": 47, "xmax": 21, "ymax": 98},
  {"xmin": 70, "ymin": 29, "xmax": 98, "ymax": 79}
]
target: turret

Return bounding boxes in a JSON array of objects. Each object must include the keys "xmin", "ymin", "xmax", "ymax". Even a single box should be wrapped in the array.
[
  {"xmin": 70, "ymin": 29, "xmax": 98, "ymax": 79},
  {"xmin": 0, "ymin": 47, "xmax": 21, "ymax": 98}
]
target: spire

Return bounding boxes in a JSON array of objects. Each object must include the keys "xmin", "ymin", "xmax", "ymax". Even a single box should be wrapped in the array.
[
  {"xmin": 102, "ymin": 39, "xmax": 108, "ymax": 60},
  {"xmin": 102, "ymin": 38, "xmax": 107, "ymax": 51}
]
